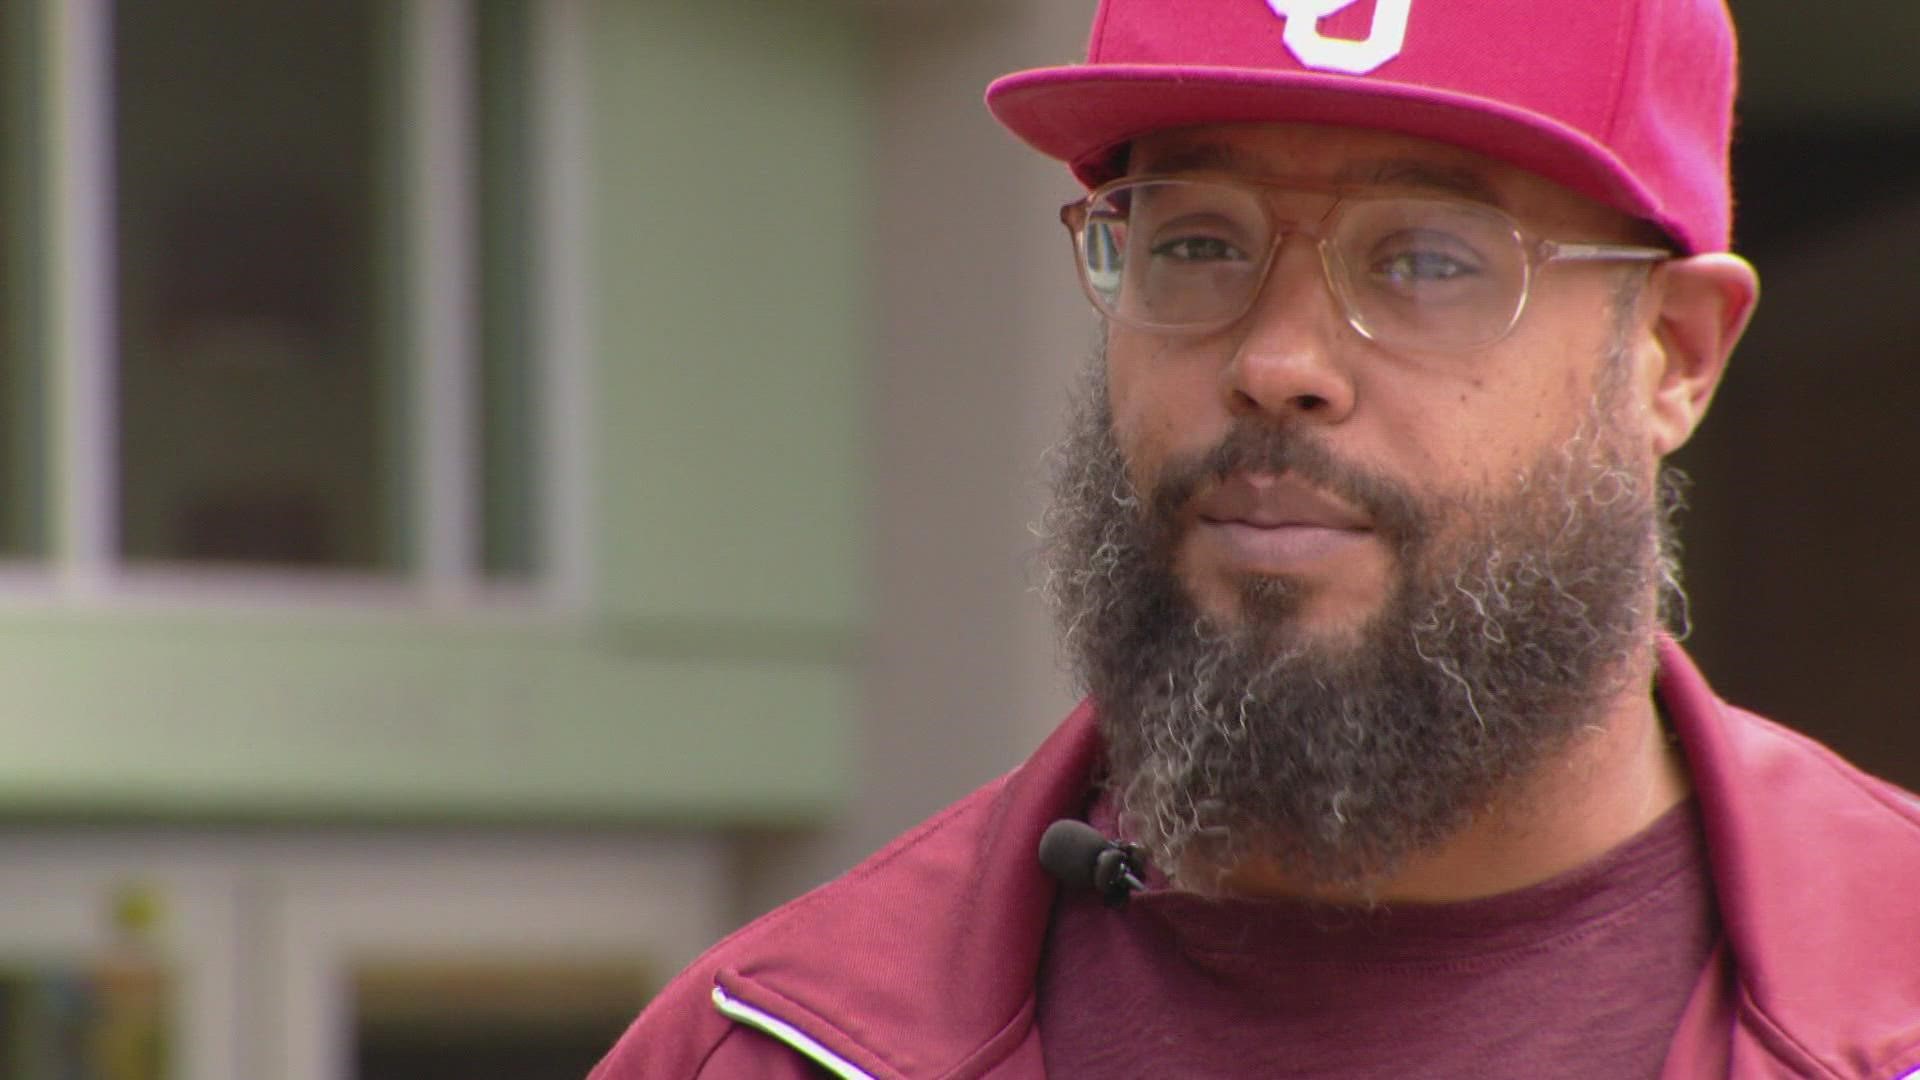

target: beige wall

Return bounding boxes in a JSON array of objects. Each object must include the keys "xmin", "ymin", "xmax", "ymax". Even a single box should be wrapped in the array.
[{"xmin": 738, "ymin": 0, "xmax": 1098, "ymax": 918}]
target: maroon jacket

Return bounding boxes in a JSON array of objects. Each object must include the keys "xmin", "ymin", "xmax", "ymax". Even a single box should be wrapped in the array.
[{"xmin": 593, "ymin": 642, "xmax": 1920, "ymax": 1078}]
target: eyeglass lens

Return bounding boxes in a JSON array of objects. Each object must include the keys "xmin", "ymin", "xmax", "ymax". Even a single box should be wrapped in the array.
[{"xmin": 1077, "ymin": 179, "xmax": 1532, "ymax": 350}]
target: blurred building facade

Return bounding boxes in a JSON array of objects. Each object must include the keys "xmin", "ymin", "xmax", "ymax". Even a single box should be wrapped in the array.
[
  {"xmin": 0, "ymin": 0, "xmax": 1913, "ymax": 1075},
  {"xmin": 0, "ymin": 1, "xmax": 896, "ymax": 1074}
]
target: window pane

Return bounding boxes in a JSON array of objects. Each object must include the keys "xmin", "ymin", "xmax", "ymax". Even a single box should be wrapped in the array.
[
  {"xmin": 113, "ymin": 0, "xmax": 394, "ymax": 569},
  {"xmin": 0, "ymin": 0, "xmax": 45, "ymax": 559},
  {"xmin": 477, "ymin": 0, "xmax": 539, "ymax": 580}
]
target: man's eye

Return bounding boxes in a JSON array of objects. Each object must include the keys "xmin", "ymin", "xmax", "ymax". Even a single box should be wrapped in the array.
[
  {"xmin": 1372, "ymin": 249, "xmax": 1478, "ymax": 285},
  {"xmin": 1150, "ymin": 236, "xmax": 1247, "ymax": 262}
]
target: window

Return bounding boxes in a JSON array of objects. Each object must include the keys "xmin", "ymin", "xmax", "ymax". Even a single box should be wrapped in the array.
[{"xmin": 18, "ymin": 0, "xmax": 573, "ymax": 601}]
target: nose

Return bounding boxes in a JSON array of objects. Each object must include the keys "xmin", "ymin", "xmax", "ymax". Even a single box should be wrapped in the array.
[{"xmin": 1221, "ymin": 238, "xmax": 1358, "ymax": 424}]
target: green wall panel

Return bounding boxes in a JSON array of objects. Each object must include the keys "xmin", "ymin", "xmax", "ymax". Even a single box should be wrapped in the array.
[
  {"xmin": 590, "ymin": 1, "xmax": 871, "ymax": 631},
  {"xmin": 0, "ymin": 612, "xmax": 849, "ymax": 824}
]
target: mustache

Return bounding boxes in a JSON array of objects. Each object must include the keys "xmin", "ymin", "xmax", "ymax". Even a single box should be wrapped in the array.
[{"xmin": 1147, "ymin": 422, "xmax": 1430, "ymax": 551}]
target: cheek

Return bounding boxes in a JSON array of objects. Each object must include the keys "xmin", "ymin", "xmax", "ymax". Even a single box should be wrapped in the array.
[
  {"xmin": 1105, "ymin": 335, "xmax": 1223, "ymax": 491},
  {"xmin": 1397, "ymin": 351, "xmax": 1603, "ymax": 485}
]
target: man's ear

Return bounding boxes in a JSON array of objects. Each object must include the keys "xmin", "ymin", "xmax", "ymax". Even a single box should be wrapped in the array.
[{"xmin": 1641, "ymin": 253, "xmax": 1760, "ymax": 455}]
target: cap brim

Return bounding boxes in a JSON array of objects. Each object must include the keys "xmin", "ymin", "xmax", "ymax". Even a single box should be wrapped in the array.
[{"xmin": 986, "ymin": 64, "xmax": 1681, "ymax": 248}]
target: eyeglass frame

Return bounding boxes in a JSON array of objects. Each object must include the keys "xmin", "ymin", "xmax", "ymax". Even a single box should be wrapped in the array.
[{"xmin": 1057, "ymin": 172, "xmax": 1672, "ymax": 352}]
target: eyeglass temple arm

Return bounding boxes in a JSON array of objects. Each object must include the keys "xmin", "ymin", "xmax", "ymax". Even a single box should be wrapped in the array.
[{"xmin": 1542, "ymin": 241, "xmax": 1671, "ymax": 264}]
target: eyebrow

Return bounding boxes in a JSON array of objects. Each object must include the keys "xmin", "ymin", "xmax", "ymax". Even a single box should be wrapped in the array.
[
  {"xmin": 1340, "ymin": 159, "xmax": 1506, "ymax": 207},
  {"xmin": 1133, "ymin": 142, "xmax": 1266, "ymax": 176},
  {"xmin": 1135, "ymin": 143, "xmax": 1509, "ymax": 209}
]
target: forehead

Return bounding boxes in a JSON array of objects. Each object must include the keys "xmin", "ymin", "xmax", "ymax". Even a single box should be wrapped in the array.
[{"xmin": 1128, "ymin": 123, "xmax": 1641, "ymax": 237}]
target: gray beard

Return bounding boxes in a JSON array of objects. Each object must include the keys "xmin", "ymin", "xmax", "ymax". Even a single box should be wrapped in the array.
[{"xmin": 1039, "ymin": 351, "xmax": 1682, "ymax": 896}]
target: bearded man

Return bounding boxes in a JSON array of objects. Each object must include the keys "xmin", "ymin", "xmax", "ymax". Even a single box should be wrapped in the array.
[{"xmin": 595, "ymin": 1, "xmax": 1920, "ymax": 1076}]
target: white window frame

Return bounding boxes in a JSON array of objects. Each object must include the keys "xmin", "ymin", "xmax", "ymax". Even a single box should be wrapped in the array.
[{"xmin": 22, "ymin": 0, "xmax": 590, "ymax": 616}]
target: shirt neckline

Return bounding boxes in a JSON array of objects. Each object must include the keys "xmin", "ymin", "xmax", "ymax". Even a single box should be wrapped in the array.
[{"xmin": 1116, "ymin": 798, "xmax": 1709, "ymax": 972}]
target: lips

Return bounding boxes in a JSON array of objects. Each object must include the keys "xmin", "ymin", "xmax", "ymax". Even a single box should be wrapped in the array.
[
  {"xmin": 1193, "ymin": 473, "xmax": 1372, "ymax": 532},
  {"xmin": 1190, "ymin": 473, "xmax": 1373, "ymax": 570}
]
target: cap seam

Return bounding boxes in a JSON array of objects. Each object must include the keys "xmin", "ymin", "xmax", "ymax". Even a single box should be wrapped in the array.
[
  {"xmin": 1087, "ymin": 0, "xmax": 1116, "ymax": 65},
  {"xmin": 1598, "ymin": 0, "xmax": 1646, "ymax": 145}
]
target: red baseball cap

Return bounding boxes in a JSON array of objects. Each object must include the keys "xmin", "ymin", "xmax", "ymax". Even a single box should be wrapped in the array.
[{"xmin": 987, "ymin": 0, "xmax": 1738, "ymax": 253}]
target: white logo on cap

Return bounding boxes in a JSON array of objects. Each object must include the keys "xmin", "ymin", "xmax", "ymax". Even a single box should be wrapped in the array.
[{"xmin": 1266, "ymin": 0, "xmax": 1412, "ymax": 75}]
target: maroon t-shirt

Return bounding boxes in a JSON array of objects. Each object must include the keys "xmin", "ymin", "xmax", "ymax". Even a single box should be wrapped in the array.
[{"xmin": 1037, "ymin": 799, "xmax": 1720, "ymax": 1078}]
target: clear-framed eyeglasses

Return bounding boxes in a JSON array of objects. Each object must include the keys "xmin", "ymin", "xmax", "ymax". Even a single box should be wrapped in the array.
[{"xmin": 1059, "ymin": 174, "xmax": 1671, "ymax": 353}]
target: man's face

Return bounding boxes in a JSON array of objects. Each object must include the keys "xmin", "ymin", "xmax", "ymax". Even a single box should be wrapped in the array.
[
  {"xmin": 1103, "ymin": 123, "xmax": 1667, "ymax": 647},
  {"xmin": 1045, "ymin": 123, "xmax": 1683, "ymax": 892}
]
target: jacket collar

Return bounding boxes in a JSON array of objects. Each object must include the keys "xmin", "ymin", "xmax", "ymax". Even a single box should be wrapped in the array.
[
  {"xmin": 714, "ymin": 700, "xmax": 1102, "ymax": 1078},
  {"xmin": 1659, "ymin": 638, "xmax": 1920, "ymax": 1076}
]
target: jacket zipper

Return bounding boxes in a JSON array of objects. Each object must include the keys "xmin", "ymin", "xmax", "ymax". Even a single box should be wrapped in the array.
[{"xmin": 710, "ymin": 984, "xmax": 878, "ymax": 1080}]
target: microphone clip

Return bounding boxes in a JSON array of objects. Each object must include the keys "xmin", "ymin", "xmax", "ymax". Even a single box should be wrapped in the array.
[{"xmin": 1091, "ymin": 841, "xmax": 1149, "ymax": 909}]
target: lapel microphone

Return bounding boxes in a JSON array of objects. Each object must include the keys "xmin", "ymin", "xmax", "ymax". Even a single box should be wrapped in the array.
[{"xmin": 1038, "ymin": 819, "xmax": 1149, "ymax": 908}]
